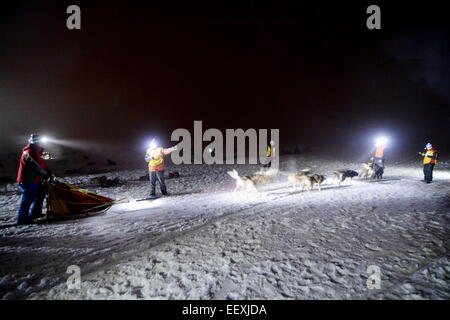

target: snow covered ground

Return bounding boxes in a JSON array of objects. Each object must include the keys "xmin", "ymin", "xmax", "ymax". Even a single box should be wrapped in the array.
[{"xmin": 0, "ymin": 154, "xmax": 449, "ymax": 299}]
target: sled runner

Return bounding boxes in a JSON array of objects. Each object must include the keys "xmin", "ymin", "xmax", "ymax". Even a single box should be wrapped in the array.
[{"xmin": 136, "ymin": 196, "xmax": 161, "ymax": 201}]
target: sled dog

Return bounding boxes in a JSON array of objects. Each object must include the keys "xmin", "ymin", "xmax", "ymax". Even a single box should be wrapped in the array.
[
  {"xmin": 333, "ymin": 170, "xmax": 359, "ymax": 185},
  {"xmin": 288, "ymin": 171, "xmax": 326, "ymax": 192},
  {"xmin": 359, "ymin": 163, "xmax": 376, "ymax": 179},
  {"xmin": 227, "ymin": 169, "xmax": 273, "ymax": 192}
]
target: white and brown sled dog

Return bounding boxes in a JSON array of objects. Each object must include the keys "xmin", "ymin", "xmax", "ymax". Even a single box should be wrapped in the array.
[
  {"xmin": 288, "ymin": 170, "xmax": 326, "ymax": 192},
  {"xmin": 359, "ymin": 163, "xmax": 375, "ymax": 179},
  {"xmin": 227, "ymin": 168, "xmax": 277, "ymax": 192}
]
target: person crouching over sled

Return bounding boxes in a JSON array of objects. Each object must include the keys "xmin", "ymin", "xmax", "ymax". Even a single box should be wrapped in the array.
[
  {"xmin": 145, "ymin": 139, "xmax": 177, "ymax": 197},
  {"xmin": 16, "ymin": 134, "xmax": 51, "ymax": 224}
]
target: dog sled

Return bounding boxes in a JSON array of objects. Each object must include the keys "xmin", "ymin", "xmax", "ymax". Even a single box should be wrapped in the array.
[
  {"xmin": 0, "ymin": 179, "xmax": 115, "ymax": 229},
  {"xmin": 45, "ymin": 178, "xmax": 115, "ymax": 218}
]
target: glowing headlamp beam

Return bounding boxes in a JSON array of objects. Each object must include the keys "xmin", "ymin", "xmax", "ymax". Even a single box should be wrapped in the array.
[{"xmin": 375, "ymin": 137, "xmax": 388, "ymax": 147}]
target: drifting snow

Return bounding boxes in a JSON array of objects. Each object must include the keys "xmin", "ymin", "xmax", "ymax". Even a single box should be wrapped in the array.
[{"xmin": 0, "ymin": 154, "xmax": 449, "ymax": 299}]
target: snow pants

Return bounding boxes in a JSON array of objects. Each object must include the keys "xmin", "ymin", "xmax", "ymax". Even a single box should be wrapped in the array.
[
  {"xmin": 149, "ymin": 170, "xmax": 167, "ymax": 196},
  {"xmin": 373, "ymin": 163, "xmax": 384, "ymax": 179},
  {"xmin": 262, "ymin": 157, "xmax": 272, "ymax": 168},
  {"xmin": 423, "ymin": 163, "xmax": 434, "ymax": 183},
  {"xmin": 17, "ymin": 183, "xmax": 46, "ymax": 224}
]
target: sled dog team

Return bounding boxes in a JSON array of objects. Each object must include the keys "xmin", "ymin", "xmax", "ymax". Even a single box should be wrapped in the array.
[{"xmin": 227, "ymin": 162, "xmax": 380, "ymax": 193}]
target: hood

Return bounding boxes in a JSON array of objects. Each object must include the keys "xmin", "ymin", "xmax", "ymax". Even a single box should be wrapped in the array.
[{"xmin": 23, "ymin": 144, "xmax": 44, "ymax": 155}]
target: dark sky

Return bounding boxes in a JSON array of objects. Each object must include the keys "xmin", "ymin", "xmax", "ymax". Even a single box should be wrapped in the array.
[{"xmin": 0, "ymin": 1, "xmax": 449, "ymax": 153}]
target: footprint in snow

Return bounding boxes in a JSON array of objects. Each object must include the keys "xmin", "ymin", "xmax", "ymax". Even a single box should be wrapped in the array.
[{"xmin": 364, "ymin": 243, "xmax": 383, "ymax": 251}]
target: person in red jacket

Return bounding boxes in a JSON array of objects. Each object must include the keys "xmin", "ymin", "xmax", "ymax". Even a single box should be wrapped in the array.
[{"xmin": 16, "ymin": 134, "xmax": 50, "ymax": 224}]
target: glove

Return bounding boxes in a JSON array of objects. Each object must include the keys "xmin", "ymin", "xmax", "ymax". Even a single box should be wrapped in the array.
[{"xmin": 37, "ymin": 168, "xmax": 48, "ymax": 178}]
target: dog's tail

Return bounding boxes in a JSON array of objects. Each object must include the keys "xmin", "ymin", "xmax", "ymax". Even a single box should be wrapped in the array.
[
  {"xmin": 227, "ymin": 169, "xmax": 240, "ymax": 180},
  {"xmin": 279, "ymin": 167, "xmax": 310, "ymax": 176},
  {"xmin": 294, "ymin": 168, "xmax": 311, "ymax": 176},
  {"xmin": 277, "ymin": 170, "xmax": 293, "ymax": 177},
  {"xmin": 361, "ymin": 163, "xmax": 371, "ymax": 169},
  {"xmin": 260, "ymin": 168, "xmax": 279, "ymax": 176}
]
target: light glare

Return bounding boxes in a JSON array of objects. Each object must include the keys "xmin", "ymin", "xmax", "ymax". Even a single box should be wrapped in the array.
[{"xmin": 375, "ymin": 137, "xmax": 388, "ymax": 147}]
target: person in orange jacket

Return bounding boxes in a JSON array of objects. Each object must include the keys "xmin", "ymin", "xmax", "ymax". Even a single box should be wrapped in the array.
[
  {"xmin": 418, "ymin": 143, "xmax": 439, "ymax": 183},
  {"xmin": 370, "ymin": 138, "xmax": 388, "ymax": 179},
  {"xmin": 145, "ymin": 139, "xmax": 177, "ymax": 197}
]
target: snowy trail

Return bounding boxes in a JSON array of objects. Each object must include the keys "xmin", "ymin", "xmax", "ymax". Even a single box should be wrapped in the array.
[
  {"xmin": 0, "ymin": 179, "xmax": 303, "ymax": 299},
  {"xmin": 1, "ymin": 156, "xmax": 449, "ymax": 299}
]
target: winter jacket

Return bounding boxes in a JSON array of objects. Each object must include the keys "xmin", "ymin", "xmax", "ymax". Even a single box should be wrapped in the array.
[
  {"xmin": 421, "ymin": 148, "xmax": 439, "ymax": 165},
  {"xmin": 373, "ymin": 146, "xmax": 386, "ymax": 159},
  {"xmin": 17, "ymin": 144, "xmax": 48, "ymax": 183},
  {"xmin": 145, "ymin": 147, "xmax": 175, "ymax": 172},
  {"xmin": 266, "ymin": 145, "xmax": 271, "ymax": 157},
  {"xmin": 266, "ymin": 145, "xmax": 276, "ymax": 157}
]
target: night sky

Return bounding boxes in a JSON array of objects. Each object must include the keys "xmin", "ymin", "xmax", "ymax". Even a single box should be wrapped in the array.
[{"xmin": 0, "ymin": 1, "xmax": 449, "ymax": 154}]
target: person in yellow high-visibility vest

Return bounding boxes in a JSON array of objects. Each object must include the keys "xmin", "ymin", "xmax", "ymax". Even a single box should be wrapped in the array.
[
  {"xmin": 263, "ymin": 140, "xmax": 275, "ymax": 168},
  {"xmin": 418, "ymin": 143, "xmax": 439, "ymax": 183},
  {"xmin": 145, "ymin": 139, "xmax": 177, "ymax": 197}
]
